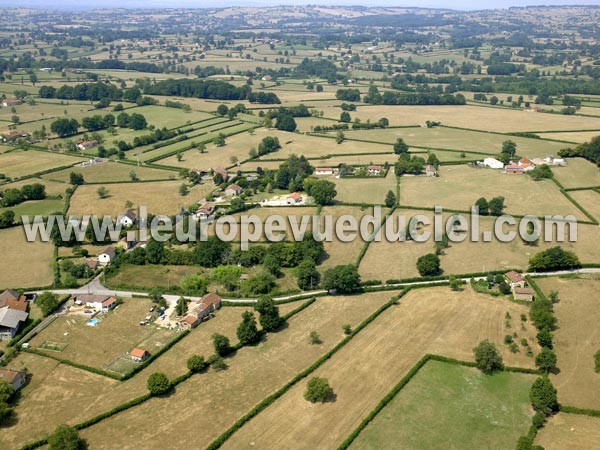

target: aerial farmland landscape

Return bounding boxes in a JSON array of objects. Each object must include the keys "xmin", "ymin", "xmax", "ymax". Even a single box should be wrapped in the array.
[{"xmin": 0, "ymin": 2, "xmax": 600, "ymax": 449}]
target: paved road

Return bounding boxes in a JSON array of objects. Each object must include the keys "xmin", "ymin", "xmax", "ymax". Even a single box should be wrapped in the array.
[{"xmin": 26, "ymin": 268, "xmax": 600, "ymax": 304}]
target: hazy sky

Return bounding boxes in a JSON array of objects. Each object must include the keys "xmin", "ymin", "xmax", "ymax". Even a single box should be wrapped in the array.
[{"xmin": 1, "ymin": 0, "xmax": 600, "ymax": 10}]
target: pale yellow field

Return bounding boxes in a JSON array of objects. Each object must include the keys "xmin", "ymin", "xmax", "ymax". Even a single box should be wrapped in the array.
[
  {"xmin": 0, "ymin": 149, "xmax": 85, "ymax": 179},
  {"xmin": 553, "ymin": 158, "xmax": 600, "ymax": 188},
  {"xmin": 570, "ymin": 189, "xmax": 600, "ymax": 222},
  {"xmin": 357, "ymin": 209, "xmax": 600, "ymax": 280},
  {"xmin": 537, "ymin": 130, "xmax": 600, "ymax": 144},
  {"xmin": 76, "ymin": 293, "xmax": 393, "ymax": 450},
  {"xmin": 0, "ymin": 226, "xmax": 54, "ymax": 289},
  {"xmin": 399, "ymin": 164, "xmax": 586, "ymax": 219},
  {"xmin": 319, "ymin": 205, "xmax": 389, "ymax": 269},
  {"xmin": 323, "ymin": 104, "xmax": 600, "ymax": 133},
  {"xmin": 1, "ymin": 178, "xmax": 69, "ymax": 196},
  {"xmin": 221, "ymin": 286, "xmax": 539, "ymax": 450},
  {"xmin": 535, "ymin": 413, "xmax": 600, "ymax": 450},
  {"xmin": 43, "ymin": 161, "xmax": 177, "ymax": 183},
  {"xmin": 68, "ymin": 180, "xmax": 214, "ymax": 216},
  {"xmin": 535, "ymin": 276, "xmax": 600, "ymax": 410},
  {"xmin": 343, "ymin": 126, "xmax": 567, "ymax": 158}
]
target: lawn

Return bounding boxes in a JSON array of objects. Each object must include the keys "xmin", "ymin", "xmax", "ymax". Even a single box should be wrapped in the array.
[
  {"xmin": 325, "ymin": 104, "xmax": 600, "ymax": 133},
  {"xmin": 535, "ymin": 276, "xmax": 600, "ymax": 410},
  {"xmin": 0, "ymin": 226, "xmax": 54, "ymax": 289},
  {"xmin": 553, "ymin": 158, "xmax": 600, "ymax": 189},
  {"xmin": 74, "ymin": 293, "xmax": 393, "ymax": 450},
  {"xmin": 349, "ymin": 360, "xmax": 535, "ymax": 450},
  {"xmin": 220, "ymin": 286, "xmax": 539, "ymax": 450},
  {"xmin": 68, "ymin": 179, "xmax": 214, "ymax": 216},
  {"xmin": 28, "ymin": 297, "xmax": 177, "ymax": 373},
  {"xmin": 43, "ymin": 161, "xmax": 177, "ymax": 183},
  {"xmin": 399, "ymin": 164, "xmax": 585, "ymax": 219},
  {"xmin": 535, "ymin": 413, "xmax": 600, "ymax": 450},
  {"xmin": 0, "ymin": 149, "xmax": 85, "ymax": 179},
  {"xmin": 342, "ymin": 126, "xmax": 567, "ymax": 159}
]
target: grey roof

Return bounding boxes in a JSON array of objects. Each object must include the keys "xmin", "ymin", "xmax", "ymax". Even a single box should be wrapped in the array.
[
  {"xmin": 0, "ymin": 307, "xmax": 28, "ymax": 329},
  {"xmin": 118, "ymin": 209, "xmax": 137, "ymax": 222},
  {"xmin": 0, "ymin": 290, "xmax": 19, "ymax": 302}
]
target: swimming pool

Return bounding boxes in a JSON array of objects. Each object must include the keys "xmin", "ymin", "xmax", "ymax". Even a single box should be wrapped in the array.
[{"xmin": 87, "ymin": 319, "xmax": 99, "ymax": 326}]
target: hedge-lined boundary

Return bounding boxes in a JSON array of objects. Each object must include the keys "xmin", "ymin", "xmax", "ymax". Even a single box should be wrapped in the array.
[
  {"xmin": 205, "ymin": 288, "xmax": 414, "ymax": 450},
  {"xmin": 337, "ymin": 354, "xmax": 541, "ymax": 450},
  {"xmin": 23, "ymin": 348, "xmax": 123, "ymax": 380},
  {"xmin": 558, "ymin": 188, "xmax": 599, "ymax": 224},
  {"xmin": 355, "ymin": 205, "xmax": 396, "ymax": 268},
  {"xmin": 281, "ymin": 297, "xmax": 316, "ymax": 320},
  {"xmin": 560, "ymin": 404, "xmax": 600, "ymax": 418}
]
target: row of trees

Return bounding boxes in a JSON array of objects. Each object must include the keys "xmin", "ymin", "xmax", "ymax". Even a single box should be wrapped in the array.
[{"xmin": 0, "ymin": 182, "xmax": 46, "ymax": 207}]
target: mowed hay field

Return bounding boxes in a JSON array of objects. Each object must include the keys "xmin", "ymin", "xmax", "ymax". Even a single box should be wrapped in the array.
[
  {"xmin": 535, "ymin": 276, "xmax": 600, "ymax": 410},
  {"xmin": 328, "ymin": 104, "xmax": 600, "ymax": 133},
  {"xmin": 331, "ymin": 170, "xmax": 396, "ymax": 204},
  {"xmin": 399, "ymin": 164, "xmax": 585, "ymax": 219},
  {"xmin": 220, "ymin": 287, "xmax": 539, "ymax": 450},
  {"xmin": 1, "ymin": 307, "xmax": 252, "ymax": 448},
  {"xmin": 319, "ymin": 205, "xmax": 387, "ymax": 269},
  {"xmin": 0, "ymin": 227, "xmax": 54, "ymax": 289},
  {"xmin": 535, "ymin": 413, "xmax": 600, "ymax": 450},
  {"xmin": 358, "ymin": 208, "xmax": 600, "ymax": 281},
  {"xmin": 77, "ymin": 294, "xmax": 393, "ymax": 450},
  {"xmin": 43, "ymin": 161, "xmax": 177, "ymax": 183},
  {"xmin": 553, "ymin": 158, "xmax": 600, "ymax": 189},
  {"xmin": 537, "ymin": 130, "xmax": 600, "ymax": 144},
  {"xmin": 343, "ymin": 126, "xmax": 566, "ymax": 158},
  {"xmin": 28, "ymin": 297, "xmax": 176, "ymax": 371},
  {"xmin": 349, "ymin": 360, "xmax": 535, "ymax": 450},
  {"xmin": 68, "ymin": 180, "xmax": 214, "ymax": 216},
  {"xmin": 0, "ymin": 149, "xmax": 85, "ymax": 179},
  {"xmin": 569, "ymin": 189, "xmax": 600, "ymax": 222}
]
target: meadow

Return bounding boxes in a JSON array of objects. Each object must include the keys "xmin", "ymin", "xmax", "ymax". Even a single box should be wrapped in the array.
[
  {"xmin": 328, "ymin": 104, "xmax": 600, "ymax": 133},
  {"xmin": 67, "ymin": 180, "xmax": 214, "ymax": 216},
  {"xmin": 0, "ymin": 226, "xmax": 54, "ymax": 289},
  {"xmin": 535, "ymin": 276, "xmax": 600, "ymax": 410},
  {"xmin": 534, "ymin": 413, "xmax": 600, "ymax": 450},
  {"xmin": 399, "ymin": 164, "xmax": 586, "ymax": 219},
  {"xmin": 0, "ymin": 149, "xmax": 85, "ymax": 179},
  {"xmin": 349, "ymin": 360, "xmax": 535, "ymax": 450}
]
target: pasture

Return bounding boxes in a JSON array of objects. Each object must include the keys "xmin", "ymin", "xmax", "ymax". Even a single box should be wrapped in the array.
[
  {"xmin": 219, "ymin": 286, "xmax": 538, "ymax": 450},
  {"xmin": 553, "ymin": 158, "xmax": 600, "ymax": 189},
  {"xmin": 534, "ymin": 413, "xmax": 600, "ymax": 450},
  {"xmin": 67, "ymin": 180, "xmax": 214, "ymax": 216},
  {"xmin": 0, "ymin": 226, "xmax": 54, "ymax": 289},
  {"xmin": 328, "ymin": 104, "xmax": 600, "ymax": 133},
  {"xmin": 342, "ymin": 126, "xmax": 566, "ymax": 158},
  {"xmin": 349, "ymin": 360, "xmax": 535, "ymax": 450},
  {"xmin": 535, "ymin": 276, "xmax": 600, "ymax": 410},
  {"xmin": 330, "ymin": 169, "xmax": 396, "ymax": 205},
  {"xmin": 43, "ymin": 161, "xmax": 176, "ymax": 183},
  {"xmin": 399, "ymin": 164, "xmax": 585, "ymax": 219},
  {"xmin": 0, "ymin": 149, "xmax": 85, "ymax": 179}
]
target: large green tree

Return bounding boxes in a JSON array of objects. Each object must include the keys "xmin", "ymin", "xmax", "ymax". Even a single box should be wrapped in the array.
[
  {"xmin": 237, "ymin": 311, "xmax": 261, "ymax": 346},
  {"xmin": 473, "ymin": 340, "xmax": 504, "ymax": 374}
]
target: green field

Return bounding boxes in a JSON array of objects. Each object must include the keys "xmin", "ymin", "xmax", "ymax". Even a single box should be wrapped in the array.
[{"xmin": 349, "ymin": 360, "xmax": 535, "ymax": 450}]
